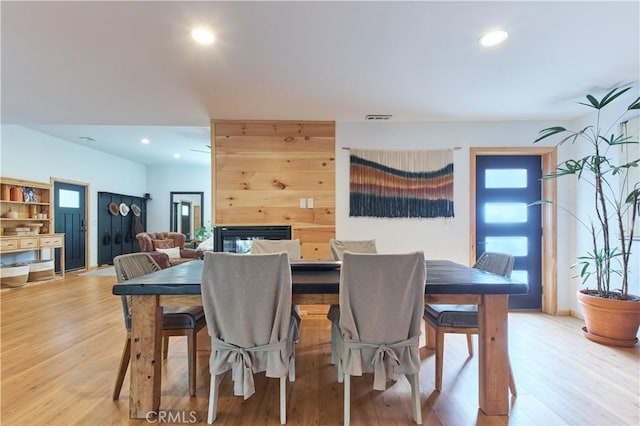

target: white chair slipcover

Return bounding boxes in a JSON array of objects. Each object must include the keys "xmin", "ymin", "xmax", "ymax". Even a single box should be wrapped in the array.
[
  {"xmin": 328, "ymin": 239, "xmax": 377, "ymax": 261},
  {"xmin": 250, "ymin": 239, "xmax": 301, "ymax": 260},
  {"xmin": 200, "ymin": 252, "xmax": 296, "ymax": 424},
  {"xmin": 332, "ymin": 251, "xmax": 425, "ymax": 425},
  {"xmin": 326, "ymin": 239, "xmax": 377, "ymax": 364}
]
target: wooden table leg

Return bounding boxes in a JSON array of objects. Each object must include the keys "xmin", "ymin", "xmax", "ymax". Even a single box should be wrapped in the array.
[
  {"xmin": 129, "ymin": 295, "xmax": 162, "ymax": 419},
  {"xmin": 478, "ymin": 294, "xmax": 509, "ymax": 415},
  {"xmin": 425, "ymin": 321, "xmax": 436, "ymax": 349}
]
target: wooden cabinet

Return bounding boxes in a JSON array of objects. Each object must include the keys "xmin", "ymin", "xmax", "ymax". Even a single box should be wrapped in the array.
[
  {"xmin": 0, "ymin": 177, "xmax": 65, "ymax": 277},
  {"xmin": 1, "ymin": 177, "xmax": 52, "ymax": 233}
]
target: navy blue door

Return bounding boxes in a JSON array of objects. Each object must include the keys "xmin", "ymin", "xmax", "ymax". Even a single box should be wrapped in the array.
[
  {"xmin": 476, "ymin": 155, "xmax": 542, "ymax": 310},
  {"xmin": 54, "ymin": 181, "xmax": 86, "ymax": 272}
]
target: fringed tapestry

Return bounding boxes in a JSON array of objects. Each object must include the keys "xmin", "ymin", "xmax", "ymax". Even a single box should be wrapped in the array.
[{"xmin": 349, "ymin": 149, "xmax": 454, "ymax": 218}]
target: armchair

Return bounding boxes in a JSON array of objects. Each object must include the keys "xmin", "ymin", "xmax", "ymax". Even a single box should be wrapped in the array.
[{"xmin": 135, "ymin": 231, "xmax": 202, "ymax": 269}]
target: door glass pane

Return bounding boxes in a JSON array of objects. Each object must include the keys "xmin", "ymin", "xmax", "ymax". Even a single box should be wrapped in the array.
[
  {"xmin": 58, "ymin": 189, "xmax": 79, "ymax": 208},
  {"xmin": 485, "ymin": 236, "xmax": 528, "ymax": 256},
  {"xmin": 511, "ymin": 270, "xmax": 528, "ymax": 284},
  {"xmin": 485, "ymin": 169, "xmax": 527, "ymax": 188},
  {"xmin": 485, "ymin": 203, "xmax": 527, "ymax": 223}
]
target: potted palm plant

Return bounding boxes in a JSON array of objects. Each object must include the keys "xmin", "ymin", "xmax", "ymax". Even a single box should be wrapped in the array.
[{"xmin": 535, "ymin": 86, "xmax": 640, "ymax": 347}]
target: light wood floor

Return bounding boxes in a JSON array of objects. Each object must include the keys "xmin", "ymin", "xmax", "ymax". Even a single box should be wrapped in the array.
[{"xmin": 1, "ymin": 272, "xmax": 639, "ymax": 425}]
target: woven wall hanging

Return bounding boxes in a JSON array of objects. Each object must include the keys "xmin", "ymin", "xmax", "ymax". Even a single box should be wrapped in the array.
[{"xmin": 349, "ymin": 148, "xmax": 454, "ymax": 218}]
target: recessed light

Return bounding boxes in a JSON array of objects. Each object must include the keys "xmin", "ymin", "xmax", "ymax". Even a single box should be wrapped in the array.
[
  {"xmin": 191, "ymin": 27, "xmax": 215, "ymax": 45},
  {"xmin": 479, "ymin": 30, "xmax": 509, "ymax": 47},
  {"xmin": 141, "ymin": 138, "xmax": 150, "ymax": 144},
  {"xmin": 173, "ymin": 153, "xmax": 181, "ymax": 159}
]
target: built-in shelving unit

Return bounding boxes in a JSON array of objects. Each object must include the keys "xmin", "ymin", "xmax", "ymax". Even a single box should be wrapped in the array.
[{"xmin": 0, "ymin": 177, "xmax": 65, "ymax": 276}]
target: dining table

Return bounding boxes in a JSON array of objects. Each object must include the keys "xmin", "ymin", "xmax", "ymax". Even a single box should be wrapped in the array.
[{"xmin": 112, "ymin": 258, "xmax": 528, "ymax": 419}]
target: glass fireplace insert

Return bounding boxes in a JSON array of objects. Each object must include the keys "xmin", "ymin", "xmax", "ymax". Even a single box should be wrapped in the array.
[{"xmin": 213, "ymin": 225, "xmax": 292, "ymax": 254}]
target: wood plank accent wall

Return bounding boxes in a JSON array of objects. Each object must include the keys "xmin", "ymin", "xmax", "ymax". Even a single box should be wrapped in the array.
[{"xmin": 210, "ymin": 120, "xmax": 336, "ymax": 259}]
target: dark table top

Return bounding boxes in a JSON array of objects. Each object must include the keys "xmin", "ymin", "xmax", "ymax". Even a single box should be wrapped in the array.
[{"xmin": 112, "ymin": 259, "xmax": 528, "ymax": 297}]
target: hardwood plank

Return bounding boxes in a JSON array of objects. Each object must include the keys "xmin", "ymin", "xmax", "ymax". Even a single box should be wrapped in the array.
[
  {"xmin": 216, "ymin": 171, "xmax": 335, "ymax": 191},
  {"xmin": 1, "ymin": 273, "xmax": 639, "ymax": 425},
  {"xmin": 216, "ymin": 155, "xmax": 336, "ymax": 172},
  {"xmin": 215, "ymin": 136, "xmax": 335, "ymax": 153},
  {"xmin": 215, "ymin": 207, "xmax": 335, "ymax": 226},
  {"xmin": 300, "ymin": 242, "xmax": 330, "ymax": 260},
  {"xmin": 293, "ymin": 226, "xmax": 336, "ymax": 243},
  {"xmin": 212, "ymin": 120, "xmax": 335, "ymax": 137},
  {"xmin": 129, "ymin": 295, "xmax": 162, "ymax": 417},
  {"xmin": 478, "ymin": 295, "xmax": 509, "ymax": 415},
  {"xmin": 216, "ymin": 189, "xmax": 334, "ymax": 207}
]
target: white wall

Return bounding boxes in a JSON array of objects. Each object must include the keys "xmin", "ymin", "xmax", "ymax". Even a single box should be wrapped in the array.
[
  {"xmin": 2, "ymin": 125, "xmax": 147, "ymax": 267},
  {"xmin": 569, "ymin": 94, "xmax": 640, "ymax": 308},
  {"xmin": 336, "ymin": 120, "xmax": 577, "ymax": 311},
  {"xmin": 1, "ymin": 126, "xmax": 212, "ymax": 267},
  {"xmin": 145, "ymin": 165, "xmax": 211, "ymax": 232}
]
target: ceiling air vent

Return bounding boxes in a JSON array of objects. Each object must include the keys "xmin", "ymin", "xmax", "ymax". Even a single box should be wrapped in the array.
[{"xmin": 365, "ymin": 115, "xmax": 392, "ymax": 121}]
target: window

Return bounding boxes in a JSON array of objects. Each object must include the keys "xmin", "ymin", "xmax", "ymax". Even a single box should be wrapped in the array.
[
  {"xmin": 485, "ymin": 169, "xmax": 527, "ymax": 188},
  {"xmin": 59, "ymin": 189, "xmax": 79, "ymax": 208},
  {"xmin": 484, "ymin": 203, "xmax": 528, "ymax": 223}
]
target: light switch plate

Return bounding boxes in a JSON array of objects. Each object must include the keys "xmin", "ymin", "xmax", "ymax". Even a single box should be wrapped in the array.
[
  {"xmin": 307, "ymin": 197, "xmax": 314, "ymax": 208},
  {"xmin": 299, "ymin": 198, "xmax": 307, "ymax": 208}
]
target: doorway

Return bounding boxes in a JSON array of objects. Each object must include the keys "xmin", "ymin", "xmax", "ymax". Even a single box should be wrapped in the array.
[
  {"xmin": 170, "ymin": 191, "xmax": 203, "ymax": 240},
  {"xmin": 470, "ymin": 147, "xmax": 557, "ymax": 314},
  {"xmin": 54, "ymin": 180, "xmax": 88, "ymax": 272},
  {"xmin": 475, "ymin": 155, "xmax": 542, "ymax": 309},
  {"xmin": 180, "ymin": 201, "xmax": 192, "ymax": 239}
]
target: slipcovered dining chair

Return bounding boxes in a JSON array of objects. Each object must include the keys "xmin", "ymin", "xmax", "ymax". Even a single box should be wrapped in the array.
[
  {"xmin": 201, "ymin": 252, "xmax": 297, "ymax": 424},
  {"xmin": 250, "ymin": 239, "xmax": 302, "ymax": 341},
  {"xmin": 423, "ymin": 251, "xmax": 517, "ymax": 394},
  {"xmin": 112, "ymin": 253, "xmax": 206, "ymax": 399},
  {"xmin": 326, "ymin": 239, "xmax": 377, "ymax": 364},
  {"xmin": 250, "ymin": 239, "xmax": 301, "ymax": 259},
  {"xmin": 331, "ymin": 252, "xmax": 426, "ymax": 426}
]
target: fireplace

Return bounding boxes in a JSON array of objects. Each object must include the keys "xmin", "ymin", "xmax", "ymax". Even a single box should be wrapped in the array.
[{"xmin": 214, "ymin": 225, "xmax": 292, "ymax": 254}]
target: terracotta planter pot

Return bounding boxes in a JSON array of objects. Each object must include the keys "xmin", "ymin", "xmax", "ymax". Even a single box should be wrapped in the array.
[{"xmin": 577, "ymin": 290, "xmax": 640, "ymax": 347}]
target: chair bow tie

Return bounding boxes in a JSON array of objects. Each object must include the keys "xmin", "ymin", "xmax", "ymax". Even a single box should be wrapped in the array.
[
  {"xmin": 371, "ymin": 344, "xmax": 400, "ymax": 390},
  {"xmin": 344, "ymin": 335, "xmax": 420, "ymax": 391},
  {"xmin": 212, "ymin": 338, "xmax": 287, "ymax": 400},
  {"xmin": 227, "ymin": 346, "xmax": 255, "ymax": 399}
]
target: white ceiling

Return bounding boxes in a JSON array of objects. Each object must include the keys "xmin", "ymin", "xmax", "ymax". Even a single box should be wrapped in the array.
[{"xmin": 2, "ymin": 1, "xmax": 639, "ymax": 166}]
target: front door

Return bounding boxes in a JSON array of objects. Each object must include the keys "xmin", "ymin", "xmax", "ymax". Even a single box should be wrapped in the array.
[
  {"xmin": 54, "ymin": 181, "xmax": 87, "ymax": 272},
  {"xmin": 475, "ymin": 155, "xmax": 542, "ymax": 310}
]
